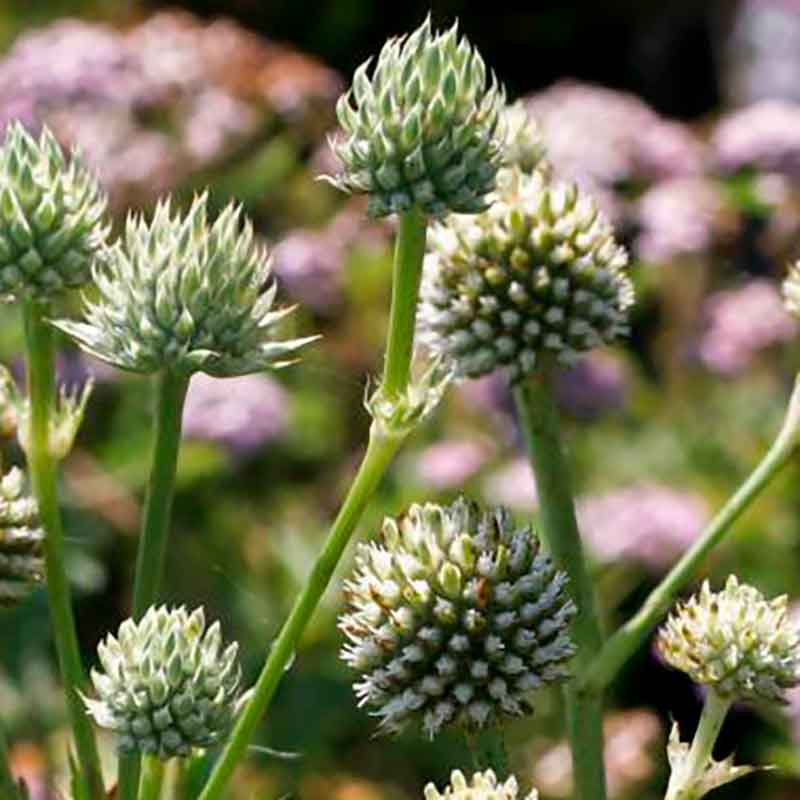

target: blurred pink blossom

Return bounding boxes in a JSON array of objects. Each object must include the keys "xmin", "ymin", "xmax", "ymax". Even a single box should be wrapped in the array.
[{"xmin": 414, "ymin": 439, "xmax": 492, "ymax": 490}]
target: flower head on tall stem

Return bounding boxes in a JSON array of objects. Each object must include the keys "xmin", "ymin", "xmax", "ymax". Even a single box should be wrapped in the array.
[
  {"xmin": 0, "ymin": 121, "xmax": 108, "ymax": 299},
  {"xmin": 327, "ymin": 15, "xmax": 506, "ymax": 218},
  {"xmin": 340, "ymin": 497, "xmax": 576, "ymax": 738},
  {"xmin": 418, "ymin": 167, "xmax": 632, "ymax": 380},
  {"xmin": 53, "ymin": 193, "xmax": 317, "ymax": 376},
  {"xmin": 425, "ymin": 769, "xmax": 538, "ymax": 800}
]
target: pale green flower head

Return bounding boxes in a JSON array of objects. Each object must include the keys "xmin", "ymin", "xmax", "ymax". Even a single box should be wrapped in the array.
[
  {"xmin": 84, "ymin": 605, "xmax": 243, "ymax": 758},
  {"xmin": 0, "ymin": 466, "xmax": 44, "ymax": 607},
  {"xmin": 329, "ymin": 15, "xmax": 506, "ymax": 218},
  {"xmin": 0, "ymin": 121, "xmax": 108, "ymax": 299},
  {"xmin": 340, "ymin": 497, "xmax": 576, "ymax": 738},
  {"xmin": 502, "ymin": 102, "xmax": 545, "ymax": 174},
  {"xmin": 54, "ymin": 194, "xmax": 317, "ymax": 376},
  {"xmin": 418, "ymin": 167, "xmax": 632, "ymax": 380},
  {"xmin": 783, "ymin": 259, "xmax": 800, "ymax": 319},
  {"xmin": 658, "ymin": 575, "xmax": 800, "ymax": 703},
  {"xmin": 425, "ymin": 770, "xmax": 538, "ymax": 800}
]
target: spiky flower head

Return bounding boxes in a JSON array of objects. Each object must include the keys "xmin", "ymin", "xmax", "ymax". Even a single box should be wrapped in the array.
[
  {"xmin": 54, "ymin": 194, "xmax": 317, "ymax": 376},
  {"xmin": 424, "ymin": 770, "xmax": 538, "ymax": 800},
  {"xmin": 0, "ymin": 121, "xmax": 108, "ymax": 300},
  {"xmin": 84, "ymin": 605, "xmax": 242, "ymax": 758},
  {"xmin": 658, "ymin": 576, "xmax": 800, "ymax": 703},
  {"xmin": 340, "ymin": 497, "xmax": 576, "ymax": 738},
  {"xmin": 328, "ymin": 16, "xmax": 506, "ymax": 218},
  {"xmin": 783, "ymin": 259, "xmax": 800, "ymax": 321},
  {"xmin": 0, "ymin": 467, "xmax": 43, "ymax": 607},
  {"xmin": 418, "ymin": 167, "xmax": 632, "ymax": 380}
]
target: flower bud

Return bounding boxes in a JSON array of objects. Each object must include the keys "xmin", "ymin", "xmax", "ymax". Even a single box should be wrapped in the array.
[
  {"xmin": 340, "ymin": 497, "xmax": 576, "ymax": 738},
  {"xmin": 0, "ymin": 122, "xmax": 108, "ymax": 299},
  {"xmin": 418, "ymin": 167, "xmax": 633, "ymax": 379},
  {"xmin": 424, "ymin": 769, "xmax": 538, "ymax": 800},
  {"xmin": 83, "ymin": 605, "xmax": 243, "ymax": 758},
  {"xmin": 658, "ymin": 576, "xmax": 800, "ymax": 702},
  {"xmin": 327, "ymin": 16, "xmax": 506, "ymax": 218},
  {"xmin": 54, "ymin": 194, "xmax": 317, "ymax": 376}
]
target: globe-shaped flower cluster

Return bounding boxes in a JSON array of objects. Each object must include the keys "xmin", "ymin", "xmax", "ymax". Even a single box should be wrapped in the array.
[
  {"xmin": 0, "ymin": 122, "xmax": 108, "ymax": 299},
  {"xmin": 418, "ymin": 167, "xmax": 633, "ymax": 380},
  {"xmin": 424, "ymin": 770, "xmax": 539, "ymax": 800},
  {"xmin": 83, "ymin": 605, "xmax": 242, "ymax": 758},
  {"xmin": 54, "ymin": 194, "xmax": 317, "ymax": 376},
  {"xmin": 340, "ymin": 497, "xmax": 576, "ymax": 738},
  {"xmin": 658, "ymin": 576, "xmax": 800, "ymax": 702},
  {"xmin": 0, "ymin": 467, "xmax": 43, "ymax": 607},
  {"xmin": 329, "ymin": 16, "xmax": 506, "ymax": 218}
]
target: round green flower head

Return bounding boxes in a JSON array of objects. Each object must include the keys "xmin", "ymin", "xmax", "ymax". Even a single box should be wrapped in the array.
[
  {"xmin": 0, "ymin": 121, "xmax": 108, "ymax": 299},
  {"xmin": 425, "ymin": 770, "xmax": 538, "ymax": 800},
  {"xmin": 418, "ymin": 167, "xmax": 633, "ymax": 379},
  {"xmin": 340, "ymin": 497, "xmax": 576, "ymax": 738},
  {"xmin": 54, "ymin": 194, "xmax": 317, "ymax": 376},
  {"xmin": 658, "ymin": 576, "xmax": 800, "ymax": 703},
  {"xmin": 502, "ymin": 102, "xmax": 545, "ymax": 174},
  {"xmin": 0, "ymin": 467, "xmax": 44, "ymax": 607},
  {"xmin": 83, "ymin": 605, "xmax": 242, "ymax": 758},
  {"xmin": 329, "ymin": 15, "xmax": 506, "ymax": 218}
]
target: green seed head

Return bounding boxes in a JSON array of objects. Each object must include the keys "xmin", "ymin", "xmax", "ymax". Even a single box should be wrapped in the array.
[
  {"xmin": 328, "ymin": 15, "xmax": 506, "ymax": 218},
  {"xmin": 0, "ymin": 121, "xmax": 108, "ymax": 300},
  {"xmin": 658, "ymin": 576, "xmax": 800, "ymax": 703},
  {"xmin": 0, "ymin": 467, "xmax": 44, "ymax": 607},
  {"xmin": 54, "ymin": 194, "xmax": 317, "ymax": 376},
  {"xmin": 84, "ymin": 605, "xmax": 243, "ymax": 758},
  {"xmin": 418, "ymin": 167, "xmax": 633, "ymax": 380},
  {"xmin": 425, "ymin": 770, "xmax": 539, "ymax": 800},
  {"xmin": 340, "ymin": 497, "xmax": 576, "ymax": 738}
]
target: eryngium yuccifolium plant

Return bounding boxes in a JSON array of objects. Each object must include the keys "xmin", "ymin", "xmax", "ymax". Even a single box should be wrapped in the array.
[
  {"xmin": 0, "ymin": 121, "xmax": 107, "ymax": 299},
  {"xmin": 418, "ymin": 167, "xmax": 633, "ymax": 379},
  {"xmin": 0, "ymin": 467, "xmax": 44, "ymax": 607},
  {"xmin": 340, "ymin": 497, "xmax": 577, "ymax": 738},
  {"xmin": 54, "ymin": 194, "xmax": 316, "ymax": 376},
  {"xmin": 83, "ymin": 605, "xmax": 242, "ymax": 758},
  {"xmin": 657, "ymin": 576, "xmax": 800, "ymax": 703},
  {"xmin": 328, "ymin": 16, "xmax": 506, "ymax": 218},
  {"xmin": 424, "ymin": 770, "xmax": 539, "ymax": 800},
  {"xmin": 502, "ymin": 102, "xmax": 545, "ymax": 175}
]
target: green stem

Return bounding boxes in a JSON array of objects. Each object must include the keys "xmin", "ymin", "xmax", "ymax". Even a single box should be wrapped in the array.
[
  {"xmin": 198, "ymin": 430, "xmax": 401, "ymax": 800},
  {"xmin": 132, "ymin": 369, "xmax": 190, "ymax": 615},
  {"xmin": 119, "ymin": 370, "xmax": 189, "ymax": 800},
  {"xmin": 137, "ymin": 756, "xmax": 165, "ymax": 800},
  {"xmin": 665, "ymin": 690, "xmax": 731, "ymax": 800},
  {"xmin": 513, "ymin": 373, "xmax": 607, "ymax": 800},
  {"xmin": 22, "ymin": 300, "xmax": 104, "ymax": 800},
  {"xmin": 0, "ymin": 723, "xmax": 19, "ymax": 800},
  {"xmin": 381, "ymin": 207, "xmax": 427, "ymax": 399},
  {"xmin": 582, "ymin": 374, "xmax": 800, "ymax": 695}
]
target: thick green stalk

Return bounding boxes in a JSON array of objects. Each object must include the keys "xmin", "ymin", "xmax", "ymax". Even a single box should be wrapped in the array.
[
  {"xmin": 582, "ymin": 374, "xmax": 800, "ymax": 695},
  {"xmin": 119, "ymin": 370, "xmax": 190, "ymax": 800},
  {"xmin": 198, "ymin": 204, "xmax": 429, "ymax": 800},
  {"xmin": 513, "ymin": 373, "xmax": 607, "ymax": 800},
  {"xmin": 665, "ymin": 690, "xmax": 731, "ymax": 800},
  {"xmin": 0, "ymin": 723, "xmax": 19, "ymax": 799},
  {"xmin": 138, "ymin": 755, "xmax": 165, "ymax": 800},
  {"xmin": 381, "ymin": 207, "xmax": 427, "ymax": 399},
  {"xmin": 22, "ymin": 300, "xmax": 104, "ymax": 800}
]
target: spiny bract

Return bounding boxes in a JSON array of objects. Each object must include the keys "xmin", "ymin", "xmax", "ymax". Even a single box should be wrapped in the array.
[
  {"xmin": 418, "ymin": 167, "xmax": 633, "ymax": 380},
  {"xmin": 340, "ymin": 497, "xmax": 576, "ymax": 738},
  {"xmin": 54, "ymin": 194, "xmax": 317, "ymax": 376},
  {"xmin": 0, "ymin": 121, "xmax": 108, "ymax": 299},
  {"xmin": 424, "ymin": 770, "xmax": 538, "ymax": 800},
  {"xmin": 328, "ymin": 15, "xmax": 506, "ymax": 218},
  {"xmin": 84, "ymin": 605, "xmax": 242, "ymax": 758},
  {"xmin": 0, "ymin": 467, "xmax": 43, "ymax": 607},
  {"xmin": 658, "ymin": 575, "xmax": 800, "ymax": 703}
]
